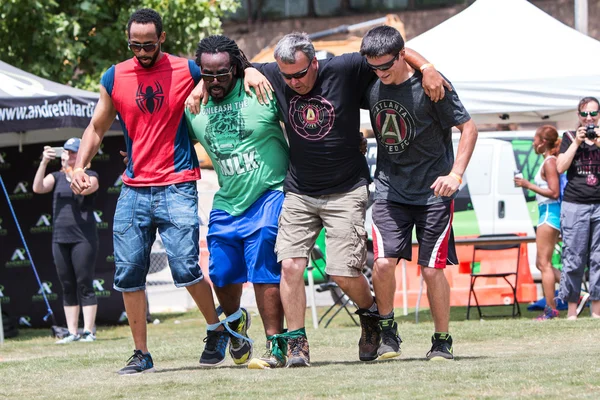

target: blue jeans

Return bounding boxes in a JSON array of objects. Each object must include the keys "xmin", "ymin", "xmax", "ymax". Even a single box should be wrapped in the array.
[{"xmin": 113, "ymin": 182, "xmax": 203, "ymax": 292}]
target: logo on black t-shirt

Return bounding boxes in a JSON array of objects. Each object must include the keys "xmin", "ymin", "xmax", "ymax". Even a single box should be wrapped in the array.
[
  {"xmin": 372, "ymin": 100, "xmax": 415, "ymax": 154},
  {"xmin": 289, "ymin": 95, "xmax": 335, "ymax": 140},
  {"xmin": 135, "ymin": 81, "xmax": 164, "ymax": 114}
]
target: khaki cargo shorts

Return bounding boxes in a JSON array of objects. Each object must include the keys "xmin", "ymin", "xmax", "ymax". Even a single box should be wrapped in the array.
[{"xmin": 275, "ymin": 185, "xmax": 368, "ymax": 277}]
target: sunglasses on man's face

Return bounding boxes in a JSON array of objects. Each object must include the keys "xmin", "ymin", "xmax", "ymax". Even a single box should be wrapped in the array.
[
  {"xmin": 280, "ymin": 65, "xmax": 310, "ymax": 80},
  {"xmin": 366, "ymin": 53, "xmax": 400, "ymax": 71},
  {"xmin": 201, "ymin": 66, "xmax": 234, "ymax": 83},
  {"xmin": 579, "ymin": 111, "xmax": 599, "ymax": 117},
  {"xmin": 128, "ymin": 40, "xmax": 160, "ymax": 53}
]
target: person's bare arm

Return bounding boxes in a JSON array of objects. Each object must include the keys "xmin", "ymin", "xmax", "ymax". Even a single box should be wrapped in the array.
[
  {"xmin": 32, "ymin": 146, "xmax": 57, "ymax": 194},
  {"xmin": 430, "ymin": 119, "xmax": 478, "ymax": 197},
  {"xmin": 557, "ymin": 128, "xmax": 584, "ymax": 173},
  {"xmin": 71, "ymin": 86, "xmax": 116, "ymax": 194},
  {"xmin": 514, "ymin": 157, "xmax": 559, "ymax": 199},
  {"xmin": 404, "ymin": 48, "xmax": 452, "ymax": 102}
]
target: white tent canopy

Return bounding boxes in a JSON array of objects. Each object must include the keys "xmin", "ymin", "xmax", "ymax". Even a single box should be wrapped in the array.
[{"xmin": 404, "ymin": 0, "xmax": 600, "ymax": 125}]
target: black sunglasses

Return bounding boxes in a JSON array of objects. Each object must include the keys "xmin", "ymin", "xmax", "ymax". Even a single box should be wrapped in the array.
[
  {"xmin": 579, "ymin": 111, "xmax": 599, "ymax": 117},
  {"xmin": 201, "ymin": 66, "xmax": 234, "ymax": 83},
  {"xmin": 280, "ymin": 65, "xmax": 310, "ymax": 80},
  {"xmin": 128, "ymin": 40, "xmax": 160, "ymax": 53},
  {"xmin": 366, "ymin": 53, "xmax": 400, "ymax": 71}
]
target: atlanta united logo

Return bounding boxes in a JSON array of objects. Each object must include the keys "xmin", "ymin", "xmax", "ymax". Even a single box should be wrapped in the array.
[
  {"xmin": 289, "ymin": 96, "xmax": 335, "ymax": 141},
  {"xmin": 372, "ymin": 99, "xmax": 415, "ymax": 154}
]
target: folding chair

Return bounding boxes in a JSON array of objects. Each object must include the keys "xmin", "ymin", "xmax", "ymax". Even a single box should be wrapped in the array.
[
  {"xmin": 310, "ymin": 246, "xmax": 359, "ymax": 328},
  {"xmin": 467, "ymin": 234, "xmax": 522, "ymax": 319}
]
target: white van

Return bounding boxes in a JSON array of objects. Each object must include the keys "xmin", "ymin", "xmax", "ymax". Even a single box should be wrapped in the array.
[{"xmin": 365, "ymin": 130, "xmax": 549, "ymax": 280}]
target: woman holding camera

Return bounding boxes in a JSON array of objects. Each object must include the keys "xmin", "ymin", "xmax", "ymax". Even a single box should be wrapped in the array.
[
  {"xmin": 33, "ymin": 138, "xmax": 100, "ymax": 342},
  {"xmin": 514, "ymin": 125, "xmax": 562, "ymax": 320},
  {"xmin": 557, "ymin": 97, "xmax": 600, "ymax": 320}
]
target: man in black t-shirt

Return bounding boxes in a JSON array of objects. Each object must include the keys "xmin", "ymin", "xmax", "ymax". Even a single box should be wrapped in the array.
[
  {"xmin": 360, "ymin": 26, "xmax": 477, "ymax": 361},
  {"xmin": 251, "ymin": 32, "xmax": 451, "ymax": 367}
]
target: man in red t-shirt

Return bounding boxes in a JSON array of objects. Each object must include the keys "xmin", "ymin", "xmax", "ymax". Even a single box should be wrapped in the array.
[{"xmin": 71, "ymin": 8, "xmax": 226, "ymax": 374}]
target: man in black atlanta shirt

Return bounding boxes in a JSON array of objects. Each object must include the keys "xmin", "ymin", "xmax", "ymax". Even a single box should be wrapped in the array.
[
  {"xmin": 361, "ymin": 26, "xmax": 477, "ymax": 362},
  {"xmin": 248, "ymin": 32, "xmax": 450, "ymax": 367}
]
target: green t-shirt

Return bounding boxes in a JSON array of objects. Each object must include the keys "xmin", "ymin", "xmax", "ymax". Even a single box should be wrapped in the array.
[{"xmin": 186, "ymin": 79, "xmax": 288, "ymax": 216}]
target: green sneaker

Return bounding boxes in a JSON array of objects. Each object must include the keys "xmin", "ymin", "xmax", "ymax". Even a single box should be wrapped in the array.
[
  {"xmin": 426, "ymin": 333, "xmax": 454, "ymax": 361},
  {"xmin": 228, "ymin": 308, "xmax": 253, "ymax": 365}
]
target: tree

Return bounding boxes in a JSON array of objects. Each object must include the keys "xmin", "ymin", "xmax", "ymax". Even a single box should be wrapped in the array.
[{"xmin": 0, "ymin": 0, "xmax": 240, "ymax": 91}]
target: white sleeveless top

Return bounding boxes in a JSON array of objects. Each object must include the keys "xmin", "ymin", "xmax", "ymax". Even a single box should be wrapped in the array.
[{"xmin": 534, "ymin": 156, "xmax": 559, "ymax": 205}]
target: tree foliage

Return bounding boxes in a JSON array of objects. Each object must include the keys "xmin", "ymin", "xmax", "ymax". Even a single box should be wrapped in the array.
[{"xmin": 0, "ymin": 0, "xmax": 239, "ymax": 91}]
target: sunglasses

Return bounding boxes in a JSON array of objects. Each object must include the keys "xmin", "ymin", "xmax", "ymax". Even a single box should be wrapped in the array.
[
  {"xmin": 280, "ymin": 65, "xmax": 310, "ymax": 80},
  {"xmin": 366, "ymin": 53, "xmax": 400, "ymax": 71},
  {"xmin": 579, "ymin": 111, "xmax": 599, "ymax": 117},
  {"xmin": 201, "ymin": 66, "xmax": 234, "ymax": 83},
  {"xmin": 128, "ymin": 40, "xmax": 160, "ymax": 53}
]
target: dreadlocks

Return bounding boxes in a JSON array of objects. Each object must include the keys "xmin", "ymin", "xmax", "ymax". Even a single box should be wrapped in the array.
[{"xmin": 195, "ymin": 35, "xmax": 252, "ymax": 81}]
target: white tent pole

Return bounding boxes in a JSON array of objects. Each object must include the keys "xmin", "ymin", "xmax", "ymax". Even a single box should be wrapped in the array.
[
  {"xmin": 401, "ymin": 259, "xmax": 408, "ymax": 316},
  {"xmin": 575, "ymin": 0, "xmax": 589, "ymax": 35}
]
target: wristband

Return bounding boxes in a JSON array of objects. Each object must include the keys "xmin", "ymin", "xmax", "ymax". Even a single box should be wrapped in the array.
[
  {"xmin": 420, "ymin": 63, "xmax": 434, "ymax": 73},
  {"xmin": 73, "ymin": 167, "xmax": 86, "ymax": 174},
  {"xmin": 449, "ymin": 172, "xmax": 462, "ymax": 184}
]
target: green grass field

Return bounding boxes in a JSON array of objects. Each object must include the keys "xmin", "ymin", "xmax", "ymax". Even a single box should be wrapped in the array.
[{"xmin": 1, "ymin": 305, "xmax": 599, "ymax": 399}]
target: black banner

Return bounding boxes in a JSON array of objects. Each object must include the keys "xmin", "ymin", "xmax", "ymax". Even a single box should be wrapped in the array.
[{"xmin": 0, "ymin": 137, "xmax": 127, "ymax": 328}]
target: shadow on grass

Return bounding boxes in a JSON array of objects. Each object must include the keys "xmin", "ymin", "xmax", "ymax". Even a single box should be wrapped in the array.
[
  {"xmin": 311, "ymin": 355, "xmax": 489, "ymax": 367},
  {"xmin": 155, "ymin": 365, "xmax": 244, "ymax": 373}
]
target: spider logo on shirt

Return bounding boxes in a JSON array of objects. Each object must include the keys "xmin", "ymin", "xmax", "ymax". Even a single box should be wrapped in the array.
[{"xmin": 135, "ymin": 82, "xmax": 165, "ymax": 114}]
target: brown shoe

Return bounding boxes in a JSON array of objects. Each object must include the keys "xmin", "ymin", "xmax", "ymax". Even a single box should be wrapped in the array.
[
  {"xmin": 286, "ymin": 335, "xmax": 310, "ymax": 367},
  {"xmin": 357, "ymin": 310, "xmax": 380, "ymax": 361}
]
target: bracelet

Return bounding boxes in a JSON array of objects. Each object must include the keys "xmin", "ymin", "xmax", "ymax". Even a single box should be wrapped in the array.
[
  {"xmin": 449, "ymin": 172, "xmax": 462, "ymax": 184},
  {"xmin": 420, "ymin": 63, "xmax": 434, "ymax": 73},
  {"xmin": 73, "ymin": 167, "xmax": 86, "ymax": 174}
]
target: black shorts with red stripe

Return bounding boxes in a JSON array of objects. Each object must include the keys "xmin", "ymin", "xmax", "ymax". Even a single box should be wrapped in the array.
[{"xmin": 371, "ymin": 199, "xmax": 458, "ymax": 269}]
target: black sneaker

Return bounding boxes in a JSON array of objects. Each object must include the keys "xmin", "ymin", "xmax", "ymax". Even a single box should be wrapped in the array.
[
  {"xmin": 377, "ymin": 319, "xmax": 402, "ymax": 360},
  {"xmin": 248, "ymin": 340, "xmax": 286, "ymax": 369},
  {"xmin": 228, "ymin": 308, "xmax": 253, "ymax": 365},
  {"xmin": 356, "ymin": 309, "xmax": 380, "ymax": 361},
  {"xmin": 426, "ymin": 333, "xmax": 454, "ymax": 361},
  {"xmin": 117, "ymin": 350, "xmax": 155, "ymax": 375},
  {"xmin": 199, "ymin": 329, "xmax": 229, "ymax": 367},
  {"xmin": 286, "ymin": 335, "xmax": 310, "ymax": 368}
]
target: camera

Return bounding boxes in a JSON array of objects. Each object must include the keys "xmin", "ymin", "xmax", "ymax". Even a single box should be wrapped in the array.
[{"xmin": 586, "ymin": 124, "xmax": 597, "ymax": 140}]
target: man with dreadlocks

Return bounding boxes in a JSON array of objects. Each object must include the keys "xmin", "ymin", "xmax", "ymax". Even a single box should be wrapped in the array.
[
  {"xmin": 70, "ymin": 9, "xmax": 270, "ymax": 374},
  {"xmin": 185, "ymin": 35, "xmax": 288, "ymax": 369}
]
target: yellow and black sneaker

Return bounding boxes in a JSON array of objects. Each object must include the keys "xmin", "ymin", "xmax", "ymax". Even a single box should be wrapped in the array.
[
  {"xmin": 377, "ymin": 318, "xmax": 402, "ymax": 360},
  {"xmin": 228, "ymin": 308, "xmax": 253, "ymax": 365},
  {"xmin": 426, "ymin": 333, "xmax": 454, "ymax": 361},
  {"xmin": 248, "ymin": 340, "xmax": 286, "ymax": 369}
]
